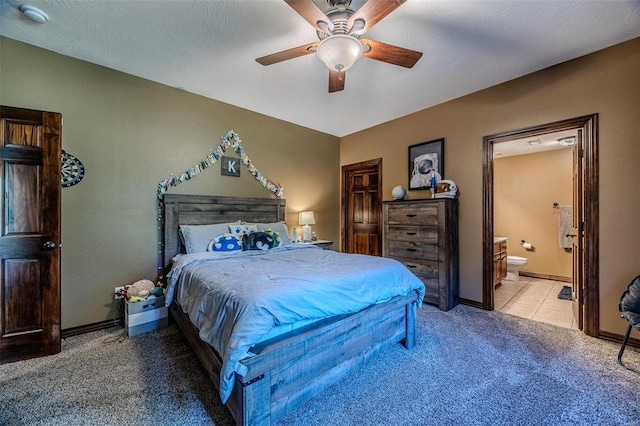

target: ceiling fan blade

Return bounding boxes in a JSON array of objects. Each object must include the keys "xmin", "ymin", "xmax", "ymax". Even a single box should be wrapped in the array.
[
  {"xmin": 361, "ymin": 39, "xmax": 422, "ymax": 68},
  {"xmin": 284, "ymin": 0, "xmax": 333, "ymax": 33},
  {"xmin": 348, "ymin": 0, "xmax": 406, "ymax": 35},
  {"xmin": 256, "ymin": 42, "xmax": 319, "ymax": 66},
  {"xmin": 328, "ymin": 70, "xmax": 345, "ymax": 93}
]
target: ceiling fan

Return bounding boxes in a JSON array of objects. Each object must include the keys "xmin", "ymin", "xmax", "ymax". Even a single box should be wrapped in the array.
[{"xmin": 256, "ymin": 0, "xmax": 423, "ymax": 93}]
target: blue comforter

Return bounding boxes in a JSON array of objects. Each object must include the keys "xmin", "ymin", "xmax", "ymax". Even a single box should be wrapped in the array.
[{"xmin": 165, "ymin": 244, "xmax": 425, "ymax": 403}]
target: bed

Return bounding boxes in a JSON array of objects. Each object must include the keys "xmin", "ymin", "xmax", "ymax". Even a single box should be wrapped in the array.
[{"xmin": 161, "ymin": 194, "xmax": 424, "ymax": 425}]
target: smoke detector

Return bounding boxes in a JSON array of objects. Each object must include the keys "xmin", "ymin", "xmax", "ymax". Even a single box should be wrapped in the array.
[{"xmin": 19, "ymin": 5, "xmax": 49, "ymax": 24}]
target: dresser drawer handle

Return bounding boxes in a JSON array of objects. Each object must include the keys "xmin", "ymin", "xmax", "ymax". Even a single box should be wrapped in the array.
[
  {"xmin": 406, "ymin": 214, "xmax": 417, "ymax": 217},
  {"xmin": 406, "ymin": 232, "xmax": 417, "ymax": 235},
  {"xmin": 406, "ymin": 264, "xmax": 417, "ymax": 269},
  {"xmin": 406, "ymin": 248, "xmax": 417, "ymax": 252}
]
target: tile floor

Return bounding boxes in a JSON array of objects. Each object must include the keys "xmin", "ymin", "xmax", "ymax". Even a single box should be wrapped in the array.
[{"xmin": 495, "ymin": 276, "xmax": 579, "ymax": 329}]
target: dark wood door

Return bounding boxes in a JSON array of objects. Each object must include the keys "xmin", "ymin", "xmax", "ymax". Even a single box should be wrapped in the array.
[
  {"xmin": 342, "ymin": 159, "xmax": 382, "ymax": 256},
  {"xmin": 571, "ymin": 129, "xmax": 584, "ymax": 330},
  {"xmin": 0, "ymin": 106, "xmax": 62, "ymax": 364}
]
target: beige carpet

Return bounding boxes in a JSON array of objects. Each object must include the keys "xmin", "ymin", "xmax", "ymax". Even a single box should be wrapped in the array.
[{"xmin": 2, "ymin": 304, "xmax": 639, "ymax": 425}]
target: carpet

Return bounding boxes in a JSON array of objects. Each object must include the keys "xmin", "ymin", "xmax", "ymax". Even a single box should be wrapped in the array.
[
  {"xmin": 1, "ymin": 304, "xmax": 639, "ymax": 425},
  {"xmin": 558, "ymin": 285, "xmax": 572, "ymax": 300}
]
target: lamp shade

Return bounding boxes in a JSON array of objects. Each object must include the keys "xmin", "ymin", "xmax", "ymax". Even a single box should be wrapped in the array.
[
  {"xmin": 299, "ymin": 211, "xmax": 316, "ymax": 226},
  {"xmin": 316, "ymin": 34, "xmax": 363, "ymax": 73}
]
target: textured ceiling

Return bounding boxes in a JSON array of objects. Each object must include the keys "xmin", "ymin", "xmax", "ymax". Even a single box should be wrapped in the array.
[{"xmin": 1, "ymin": 0, "xmax": 639, "ymax": 137}]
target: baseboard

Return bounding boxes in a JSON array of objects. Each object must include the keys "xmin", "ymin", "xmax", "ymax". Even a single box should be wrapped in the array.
[
  {"xmin": 459, "ymin": 298, "xmax": 483, "ymax": 309},
  {"xmin": 598, "ymin": 330, "xmax": 640, "ymax": 350},
  {"xmin": 62, "ymin": 310, "xmax": 640, "ymax": 355},
  {"xmin": 61, "ymin": 318, "xmax": 123, "ymax": 338},
  {"xmin": 520, "ymin": 271, "xmax": 572, "ymax": 283}
]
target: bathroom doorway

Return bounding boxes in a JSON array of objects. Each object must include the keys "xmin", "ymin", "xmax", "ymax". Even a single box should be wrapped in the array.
[{"xmin": 482, "ymin": 115, "xmax": 599, "ymax": 337}]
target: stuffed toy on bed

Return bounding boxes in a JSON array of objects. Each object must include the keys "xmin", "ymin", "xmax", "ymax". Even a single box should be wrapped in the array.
[{"xmin": 242, "ymin": 230, "xmax": 280, "ymax": 251}]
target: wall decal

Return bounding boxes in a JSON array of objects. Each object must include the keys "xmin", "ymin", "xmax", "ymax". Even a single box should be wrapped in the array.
[{"xmin": 157, "ymin": 130, "xmax": 284, "ymax": 199}]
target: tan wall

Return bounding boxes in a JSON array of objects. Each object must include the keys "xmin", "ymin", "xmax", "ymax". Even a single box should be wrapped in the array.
[
  {"xmin": 0, "ymin": 37, "xmax": 340, "ymax": 329},
  {"xmin": 494, "ymin": 149, "xmax": 573, "ymax": 278},
  {"xmin": 341, "ymin": 37, "xmax": 640, "ymax": 336}
]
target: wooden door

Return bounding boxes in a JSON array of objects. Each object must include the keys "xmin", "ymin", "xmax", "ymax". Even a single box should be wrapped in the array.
[
  {"xmin": 0, "ymin": 106, "xmax": 62, "ymax": 364},
  {"xmin": 483, "ymin": 115, "xmax": 598, "ymax": 335},
  {"xmin": 571, "ymin": 129, "xmax": 584, "ymax": 330},
  {"xmin": 342, "ymin": 159, "xmax": 382, "ymax": 255}
]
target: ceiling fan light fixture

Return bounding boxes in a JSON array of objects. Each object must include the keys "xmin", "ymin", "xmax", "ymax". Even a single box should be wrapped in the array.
[{"xmin": 316, "ymin": 34, "xmax": 363, "ymax": 73}]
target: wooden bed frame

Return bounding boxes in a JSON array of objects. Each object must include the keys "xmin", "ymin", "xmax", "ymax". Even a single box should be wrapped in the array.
[{"xmin": 162, "ymin": 194, "xmax": 420, "ymax": 425}]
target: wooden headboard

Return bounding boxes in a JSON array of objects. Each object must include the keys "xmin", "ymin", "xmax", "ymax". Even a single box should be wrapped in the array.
[{"xmin": 161, "ymin": 194, "xmax": 286, "ymax": 267}]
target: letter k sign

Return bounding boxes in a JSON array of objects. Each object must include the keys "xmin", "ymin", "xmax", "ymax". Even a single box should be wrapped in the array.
[{"xmin": 221, "ymin": 156, "xmax": 241, "ymax": 177}]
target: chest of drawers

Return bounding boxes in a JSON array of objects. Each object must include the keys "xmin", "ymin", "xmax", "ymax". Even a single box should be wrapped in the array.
[{"xmin": 383, "ymin": 198, "xmax": 459, "ymax": 311}]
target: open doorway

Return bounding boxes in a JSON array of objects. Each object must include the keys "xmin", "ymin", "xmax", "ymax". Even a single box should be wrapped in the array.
[
  {"xmin": 482, "ymin": 115, "xmax": 599, "ymax": 337},
  {"xmin": 492, "ymin": 130, "xmax": 576, "ymax": 328}
]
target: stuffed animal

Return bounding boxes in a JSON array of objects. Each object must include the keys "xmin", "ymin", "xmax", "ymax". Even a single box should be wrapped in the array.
[{"xmin": 126, "ymin": 279, "xmax": 156, "ymax": 299}]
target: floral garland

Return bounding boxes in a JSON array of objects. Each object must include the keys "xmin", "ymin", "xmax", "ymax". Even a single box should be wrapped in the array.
[{"xmin": 157, "ymin": 130, "xmax": 284, "ymax": 200}]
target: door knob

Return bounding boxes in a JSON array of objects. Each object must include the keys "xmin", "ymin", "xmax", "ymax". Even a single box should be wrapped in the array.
[
  {"xmin": 42, "ymin": 241, "xmax": 57, "ymax": 250},
  {"xmin": 565, "ymin": 233, "xmax": 576, "ymax": 238}
]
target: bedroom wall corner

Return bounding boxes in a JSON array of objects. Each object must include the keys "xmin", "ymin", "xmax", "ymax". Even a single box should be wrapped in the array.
[
  {"xmin": 340, "ymin": 37, "xmax": 640, "ymax": 336},
  {"xmin": 0, "ymin": 37, "xmax": 340, "ymax": 329}
]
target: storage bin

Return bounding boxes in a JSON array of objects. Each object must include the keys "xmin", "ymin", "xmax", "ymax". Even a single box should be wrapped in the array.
[{"xmin": 125, "ymin": 296, "xmax": 168, "ymax": 337}]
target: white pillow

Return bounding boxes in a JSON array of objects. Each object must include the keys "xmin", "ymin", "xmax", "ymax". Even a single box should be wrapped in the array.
[
  {"xmin": 179, "ymin": 221, "xmax": 241, "ymax": 253},
  {"xmin": 256, "ymin": 222, "xmax": 292, "ymax": 245},
  {"xmin": 229, "ymin": 223, "xmax": 258, "ymax": 237}
]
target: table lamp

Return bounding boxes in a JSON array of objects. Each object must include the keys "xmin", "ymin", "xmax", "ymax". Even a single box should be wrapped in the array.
[{"xmin": 299, "ymin": 211, "xmax": 316, "ymax": 242}]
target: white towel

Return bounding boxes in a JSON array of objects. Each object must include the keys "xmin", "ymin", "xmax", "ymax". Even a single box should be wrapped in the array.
[{"xmin": 558, "ymin": 206, "xmax": 573, "ymax": 249}]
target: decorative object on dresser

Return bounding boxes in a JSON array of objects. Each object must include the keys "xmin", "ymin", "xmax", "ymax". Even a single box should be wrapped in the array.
[
  {"xmin": 299, "ymin": 210, "xmax": 316, "ymax": 242},
  {"xmin": 392, "ymin": 185, "xmax": 407, "ymax": 200},
  {"xmin": 434, "ymin": 179, "xmax": 457, "ymax": 199},
  {"xmin": 408, "ymin": 138, "xmax": 444, "ymax": 191},
  {"xmin": 383, "ymin": 198, "xmax": 459, "ymax": 311}
]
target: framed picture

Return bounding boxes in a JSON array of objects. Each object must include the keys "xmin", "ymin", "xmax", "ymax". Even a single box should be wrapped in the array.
[{"xmin": 408, "ymin": 138, "xmax": 444, "ymax": 190}]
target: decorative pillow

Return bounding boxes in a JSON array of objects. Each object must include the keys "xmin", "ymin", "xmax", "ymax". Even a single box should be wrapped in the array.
[
  {"xmin": 255, "ymin": 222, "xmax": 292, "ymax": 245},
  {"xmin": 179, "ymin": 221, "xmax": 241, "ymax": 253},
  {"xmin": 229, "ymin": 223, "xmax": 258, "ymax": 237},
  {"xmin": 242, "ymin": 231, "xmax": 278, "ymax": 251},
  {"xmin": 207, "ymin": 234, "xmax": 242, "ymax": 252},
  {"xmin": 263, "ymin": 230, "xmax": 281, "ymax": 247}
]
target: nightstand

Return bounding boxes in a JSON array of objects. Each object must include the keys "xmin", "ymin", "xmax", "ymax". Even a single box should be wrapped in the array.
[{"xmin": 296, "ymin": 240, "xmax": 333, "ymax": 250}]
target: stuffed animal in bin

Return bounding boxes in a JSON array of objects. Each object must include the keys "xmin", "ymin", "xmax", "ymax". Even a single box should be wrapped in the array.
[{"xmin": 126, "ymin": 279, "xmax": 156, "ymax": 300}]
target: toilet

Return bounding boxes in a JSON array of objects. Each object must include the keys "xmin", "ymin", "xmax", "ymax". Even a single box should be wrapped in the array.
[{"xmin": 506, "ymin": 256, "xmax": 528, "ymax": 281}]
